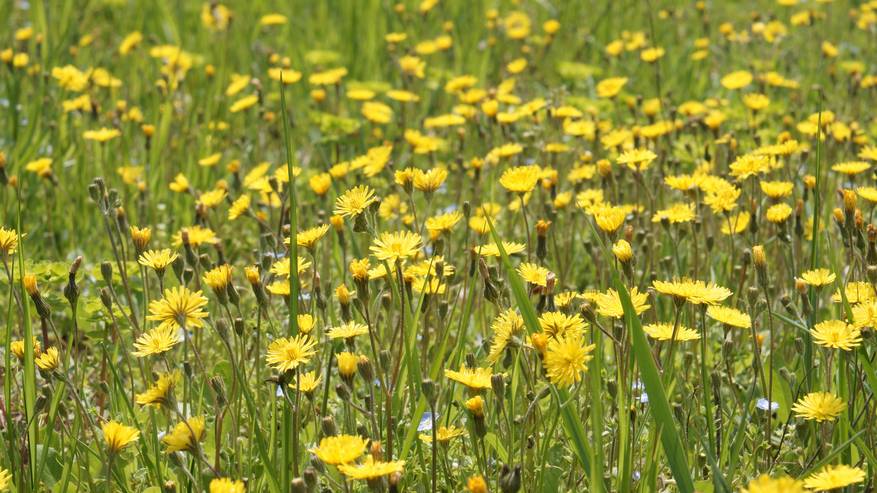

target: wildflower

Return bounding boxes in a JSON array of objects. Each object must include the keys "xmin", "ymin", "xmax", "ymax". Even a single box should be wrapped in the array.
[
  {"xmin": 133, "ymin": 326, "xmax": 182, "ymax": 357},
  {"xmin": 444, "ymin": 366, "xmax": 494, "ymax": 390},
  {"xmin": 652, "ymin": 203, "xmax": 696, "ymax": 223},
  {"xmin": 799, "ymin": 268, "xmax": 835, "ymax": 287},
  {"xmin": 500, "ymin": 165, "xmax": 541, "ymax": 194},
  {"xmin": 130, "ymin": 226, "xmax": 151, "ymax": 252},
  {"xmin": 420, "ymin": 425, "xmax": 466, "ymax": 444},
  {"xmin": 172, "ymin": 225, "xmax": 219, "ymax": 247},
  {"xmin": 228, "ymin": 195, "xmax": 251, "ymax": 220},
  {"xmin": 266, "ymin": 334, "xmax": 318, "ymax": 372},
  {"xmin": 329, "ymin": 321, "xmax": 368, "ymax": 340},
  {"xmin": 591, "ymin": 205, "xmax": 627, "ymax": 233},
  {"xmin": 338, "ymin": 456, "xmax": 405, "ymax": 481},
  {"xmin": 290, "ymin": 371, "xmax": 321, "ymax": 395},
  {"xmin": 612, "ymin": 240, "xmax": 633, "ymax": 262},
  {"xmin": 740, "ymin": 475, "xmax": 805, "ymax": 493},
  {"xmin": 136, "ymin": 371, "xmax": 180, "ymax": 407},
  {"xmin": 587, "ymin": 288, "xmax": 650, "ymax": 318},
  {"xmin": 706, "ymin": 305, "xmax": 751, "ymax": 328},
  {"xmin": 147, "ymin": 287, "xmax": 209, "ymax": 330},
  {"xmin": 35, "ymin": 347, "xmax": 60, "ymax": 372},
  {"xmin": 643, "ymin": 323, "xmax": 700, "ymax": 341},
  {"xmin": 653, "ymin": 279, "xmax": 732, "ymax": 305},
  {"xmin": 209, "ymin": 478, "xmax": 246, "ymax": 493},
  {"xmin": 102, "ymin": 421, "xmax": 140, "ymax": 453},
  {"xmin": 0, "ymin": 468, "xmax": 10, "ymax": 491},
  {"xmin": 138, "ymin": 249, "xmax": 179, "ymax": 275},
  {"xmin": 543, "ymin": 334, "xmax": 595, "ymax": 387},
  {"xmin": 596, "ymin": 77, "xmax": 627, "ymax": 98},
  {"xmin": 370, "ymin": 231, "xmax": 422, "ymax": 264},
  {"xmin": 831, "ymin": 282, "xmax": 875, "ymax": 304},
  {"xmin": 792, "ymin": 392, "xmax": 845, "ymax": 422},
  {"xmin": 203, "ymin": 264, "xmax": 233, "ymax": 293},
  {"xmin": 10, "ymin": 338, "xmax": 41, "ymax": 361},
  {"xmin": 334, "ymin": 185, "xmax": 377, "ymax": 218},
  {"xmin": 294, "ymin": 224, "xmax": 330, "ymax": 249},
  {"xmin": 803, "ymin": 465, "xmax": 866, "ymax": 491},
  {"xmin": 720, "ymin": 70, "xmax": 753, "ymax": 90},
  {"xmin": 810, "ymin": 320, "xmax": 861, "ymax": 351},
  {"xmin": 0, "ymin": 227, "xmax": 19, "ymax": 255},
  {"xmin": 311, "ymin": 434, "xmax": 368, "ymax": 465},
  {"xmin": 617, "ymin": 148, "xmax": 657, "ymax": 172},
  {"xmin": 163, "ymin": 417, "xmax": 206, "ymax": 453},
  {"xmin": 474, "ymin": 241, "xmax": 526, "ymax": 257},
  {"xmin": 517, "ymin": 262, "xmax": 551, "ymax": 287},
  {"xmin": 467, "ymin": 475, "xmax": 488, "ymax": 493},
  {"xmin": 83, "ymin": 127, "xmax": 121, "ymax": 142}
]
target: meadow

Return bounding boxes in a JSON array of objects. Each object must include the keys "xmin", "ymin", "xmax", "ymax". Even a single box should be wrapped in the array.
[{"xmin": 1, "ymin": 0, "xmax": 877, "ymax": 491}]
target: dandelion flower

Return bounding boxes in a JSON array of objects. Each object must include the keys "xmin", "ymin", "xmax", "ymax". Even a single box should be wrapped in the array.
[
  {"xmin": 517, "ymin": 262, "xmax": 551, "ymax": 287},
  {"xmin": 334, "ymin": 185, "xmax": 377, "ymax": 218},
  {"xmin": 102, "ymin": 421, "xmax": 140, "ymax": 453},
  {"xmin": 138, "ymin": 249, "xmax": 179, "ymax": 274},
  {"xmin": 338, "ymin": 456, "xmax": 405, "ymax": 481},
  {"xmin": 653, "ymin": 279, "xmax": 732, "ymax": 305},
  {"xmin": 163, "ymin": 417, "xmax": 206, "ymax": 453},
  {"xmin": 444, "ymin": 366, "xmax": 494, "ymax": 390},
  {"xmin": 792, "ymin": 392, "xmax": 845, "ymax": 422},
  {"xmin": 266, "ymin": 334, "xmax": 318, "ymax": 372},
  {"xmin": 136, "ymin": 371, "xmax": 180, "ymax": 407},
  {"xmin": 209, "ymin": 478, "xmax": 246, "ymax": 493},
  {"xmin": 311, "ymin": 434, "xmax": 368, "ymax": 465},
  {"xmin": 500, "ymin": 165, "xmax": 541, "ymax": 194},
  {"xmin": 543, "ymin": 334, "xmax": 595, "ymax": 387},
  {"xmin": 35, "ymin": 347, "xmax": 60, "ymax": 372},
  {"xmin": 706, "ymin": 305, "xmax": 751, "ymax": 328},
  {"xmin": 803, "ymin": 464, "xmax": 866, "ymax": 491},
  {"xmin": 642, "ymin": 323, "xmax": 700, "ymax": 341},
  {"xmin": 810, "ymin": 320, "xmax": 861, "ymax": 351},
  {"xmin": 740, "ymin": 475, "xmax": 805, "ymax": 493},
  {"xmin": 133, "ymin": 326, "xmax": 182, "ymax": 357},
  {"xmin": 370, "ymin": 231, "xmax": 422, "ymax": 264},
  {"xmin": 328, "ymin": 321, "xmax": 369, "ymax": 340},
  {"xmin": 147, "ymin": 287, "xmax": 209, "ymax": 330}
]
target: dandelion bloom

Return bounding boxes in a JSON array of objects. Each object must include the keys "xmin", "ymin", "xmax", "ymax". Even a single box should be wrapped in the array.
[
  {"xmin": 517, "ymin": 262, "xmax": 551, "ymax": 287},
  {"xmin": 138, "ymin": 249, "xmax": 179, "ymax": 274},
  {"xmin": 133, "ymin": 326, "xmax": 182, "ymax": 357},
  {"xmin": 543, "ymin": 334, "xmax": 595, "ymax": 387},
  {"xmin": 0, "ymin": 227, "xmax": 18, "ymax": 255},
  {"xmin": 102, "ymin": 421, "xmax": 140, "ymax": 453},
  {"xmin": 419, "ymin": 425, "xmax": 466, "ymax": 444},
  {"xmin": 35, "ymin": 347, "xmax": 60, "ymax": 372},
  {"xmin": 334, "ymin": 185, "xmax": 377, "ymax": 218},
  {"xmin": 792, "ymin": 392, "xmax": 845, "ymax": 422},
  {"xmin": 706, "ymin": 305, "xmax": 751, "ymax": 328},
  {"xmin": 585, "ymin": 288, "xmax": 650, "ymax": 319},
  {"xmin": 810, "ymin": 320, "xmax": 861, "ymax": 351},
  {"xmin": 500, "ymin": 165, "xmax": 541, "ymax": 194},
  {"xmin": 617, "ymin": 148, "xmax": 657, "ymax": 172},
  {"xmin": 643, "ymin": 323, "xmax": 700, "ymax": 341},
  {"xmin": 740, "ymin": 475, "xmax": 805, "ymax": 493},
  {"xmin": 311, "ymin": 434, "xmax": 368, "ymax": 465},
  {"xmin": 803, "ymin": 464, "xmax": 866, "ymax": 491},
  {"xmin": 289, "ymin": 371, "xmax": 321, "ymax": 394},
  {"xmin": 209, "ymin": 478, "xmax": 246, "ymax": 493},
  {"xmin": 653, "ymin": 279, "xmax": 732, "ymax": 305},
  {"xmin": 266, "ymin": 334, "xmax": 318, "ymax": 372},
  {"xmin": 147, "ymin": 287, "xmax": 209, "ymax": 330},
  {"xmin": 0, "ymin": 468, "xmax": 10, "ymax": 491},
  {"xmin": 444, "ymin": 366, "xmax": 494, "ymax": 390},
  {"xmin": 338, "ymin": 456, "xmax": 406, "ymax": 480},
  {"xmin": 596, "ymin": 77, "xmax": 627, "ymax": 98},
  {"xmin": 538, "ymin": 311, "xmax": 587, "ymax": 338},
  {"xmin": 370, "ymin": 231, "xmax": 423, "ymax": 264},
  {"xmin": 136, "ymin": 371, "xmax": 180, "ymax": 407},
  {"xmin": 799, "ymin": 268, "xmax": 836, "ymax": 287},
  {"xmin": 163, "ymin": 417, "xmax": 206, "ymax": 453},
  {"xmin": 294, "ymin": 224, "xmax": 330, "ymax": 249}
]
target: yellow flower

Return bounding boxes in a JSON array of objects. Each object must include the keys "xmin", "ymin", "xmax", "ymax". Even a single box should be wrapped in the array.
[
  {"xmin": 328, "ymin": 321, "xmax": 368, "ymax": 340},
  {"xmin": 0, "ymin": 227, "xmax": 19, "ymax": 255},
  {"xmin": 740, "ymin": 475, "xmax": 805, "ymax": 493},
  {"xmin": 169, "ymin": 173, "xmax": 190, "ymax": 193},
  {"xmin": 10, "ymin": 338, "xmax": 41, "ymax": 361},
  {"xmin": 289, "ymin": 371, "xmax": 321, "ymax": 394},
  {"xmin": 260, "ymin": 13, "xmax": 288, "ymax": 25},
  {"xmin": 334, "ymin": 185, "xmax": 378, "ymax": 218},
  {"xmin": 591, "ymin": 205, "xmax": 627, "ymax": 233},
  {"xmin": 729, "ymin": 154, "xmax": 770, "ymax": 180},
  {"xmin": 444, "ymin": 366, "xmax": 494, "ymax": 390},
  {"xmin": 765, "ymin": 203, "xmax": 792, "ymax": 223},
  {"xmin": 163, "ymin": 416, "xmax": 206, "ymax": 453},
  {"xmin": 203, "ymin": 264, "xmax": 233, "ymax": 292},
  {"xmin": 799, "ymin": 268, "xmax": 835, "ymax": 287},
  {"xmin": 311, "ymin": 434, "xmax": 368, "ymax": 465},
  {"xmin": 706, "ymin": 305, "xmax": 751, "ymax": 328},
  {"xmin": 136, "ymin": 371, "xmax": 180, "ymax": 407},
  {"xmin": 652, "ymin": 203, "xmax": 696, "ymax": 223},
  {"xmin": 172, "ymin": 225, "xmax": 219, "ymax": 247},
  {"xmin": 487, "ymin": 309, "xmax": 525, "ymax": 363},
  {"xmin": 586, "ymin": 287, "xmax": 650, "ymax": 319},
  {"xmin": 25, "ymin": 158, "xmax": 53, "ymax": 178},
  {"xmin": 0, "ymin": 468, "xmax": 11, "ymax": 492},
  {"xmin": 83, "ymin": 127, "xmax": 121, "ymax": 142},
  {"xmin": 362, "ymin": 101, "xmax": 393, "ymax": 124},
  {"xmin": 465, "ymin": 395, "xmax": 485, "ymax": 416},
  {"xmin": 337, "ymin": 351, "xmax": 358, "ymax": 378},
  {"xmin": 133, "ymin": 326, "xmax": 182, "ymax": 357},
  {"xmin": 147, "ymin": 287, "xmax": 209, "ymax": 330},
  {"xmin": 640, "ymin": 46, "xmax": 665, "ymax": 62},
  {"xmin": 102, "ymin": 421, "xmax": 140, "ymax": 453},
  {"xmin": 230, "ymin": 94, "xmax": 258, "ymax": 113},
  {"xmin": 35, "ymin": 347, "xmax": 60, "ymax": 372},
  {"xmin": 596, "ymin": 77, "xmax": 628, "ymax": 98},
  {"xmin": 467, "ymin": 475, "xmax": 488, "ymax": 493},
  {"xmin": 209, "ymin": 478, "xmax": 246, "ymax": 493},
  {"xmin": 338, "ymin": 456, "xmax": 405, "ymax": 481},
  {"xmin": 538, "ymin": 311, "xmax": 586, "ymax": 338},
  {"xmin": 810, "ymin": 320, "xmax": 861, "ymax": 351},
  {"xmin": 138, "ymin": 249, "xmax": 179, "ymax": 274},
  {"xmin": 803, "ymin": 464, "xmax": 866, "ymax": 491},
  {"xmin": 198, "ymin": 152, "xmax": 222, "ymax": 167},
  {"xmin": 119, "ymin": 31, "xmax": 143, "ymax": 55},
  {"xmin": 517, "ymin": 262, "xmax": 551, "ymax": 287},
  {"xmin": 229, "ymin": 195, "xmax": 251, "ymax": 220},
  {"xmin": 720, "ymin": 70, "xmax": 753, "ymax": 90},
  {"xmin": 831, "ymin": 282, "xmax": 876, "ymax": 304},
  {"xmin": 653, "ymin": 278, "xmax": 732, "ymax": 305},
  {"xmin": 309, "ymin": 67, "xmax": 348, "ymax": 86},
  {"xmin": 792, "ymin": 392, "xmax": 845, "ymax": 422},
  {"xmin": 370, "ymin": 231, "xmax": 422, "ymax": 264},
  {"xmin": 543, "ymin": 334, "xmax": 595, "ymax": 387},
  {"xmin": 474, "ymin": 241, "xmax": 526, "ymax": 257},
  {"xmin": 268, "ymin": 67, "xmax": 301, "ymax": 84},
  {"xmin": 413, "ymin": 168, "xmax": 448, "ymax": 193},
  {"xmin": 500, "ymin": 165, "xmax": 541, "ymax": 194},
  {"xmin": 831, "ymin": 161, "xmax": 870, "ymax": 175},
  {"xmin": 721, "ymin": 211, "xmax": 750, "ymax": 235},
  {"xmin": 760, "ymin": 180, "xmax": 794, "ymax": 199},
  {"xmin": 294, "ymin": 224, "xmax": 330, "ymax": 249},
  {"xmin": 742, "ymin": 93, "xmax": 770, "ymax": 111},
  {"xmin": 420, "ymin": 425, "xmax": 466, "ymax": 444},
  {"xmin": 617, "ymin": 148, "xmax": 657, "ymax": 172},
  {"xmin": 266, "ymin": 334, "xmax": 318, "ymax": 372},
  {"xmin": 643, "ymin": 323, "xmax": 700, "ymax": 341},
  {"xmin": 612, "ymin": 239, "xmax": 633, "ymax": 262}
]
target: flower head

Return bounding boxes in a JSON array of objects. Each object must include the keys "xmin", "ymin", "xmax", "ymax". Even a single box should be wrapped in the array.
[
  {"xmin": 543, "ymin": 334, "xmax": 595, "ymax": 387},
  {"xmin": 792, "ymin": 392, "xmax": 845, "ymax": 422},
  {"xmin": 444, "ymin": 366, "xmax": 494, "ymax": 390},
  {"xmin": 653, "ymin": 279, "xmax": 732, "ymax": 305},
  {"xmin": 147, "ymin": 287, "xmax": 209, "ymax": 330},
  {"xmin": 335, "ymin": 185, "xmax": 377, "ymax": 218},
  {"xmin": 803, "ymin": 464, "xmax": 866, "ymax": 491},
  {"xmin": 740, "ymin": 475, "xmax": 805, "ymax": 493},
  {"xmin": 102, "ymin": 421, "xmax": 140, "ymax": 453},
  {"xmin": 338, "ymin": 456, "xmax": 405, "ymax": 481},
  {"xmin": 136, "ymin": 371, "xmax": 180, "ymax": 407},
  {"xmin": 370, "ymin": 231, "xmax": 422, "ymax": 264},
  {"xmin": 209, "ymin": 478, "xmax": 246, "ymax": 493},
  {"xmin": 811, "ymin": 320, "xmax": 861, "ymax": 351},
  {"xmin": 163, "ymin": 417, "xmax": 206, "ymax": 453},
  {"xmin": 266, "ymin": 334, "xmax": 318, "ymax": 373},
  {"xmin": 311, "ymin": 434, "xmax": 368, "ymax": 465},
  {"xmin": 133, "ymin": 326, "xmax": 182, "ymax": 357}
]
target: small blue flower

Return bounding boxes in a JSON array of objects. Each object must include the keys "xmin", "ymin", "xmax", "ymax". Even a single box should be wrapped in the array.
[
  {"xmin": 756, "ymin": 398, "xmax": 779, "ymax": 412},
  {"xmin": 418, "ymin": 411, "xmax": 437, "ymax": 432},
  {"xmin": 639, "ymin": 393, "xmax": 649, "ymax": 404}
]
